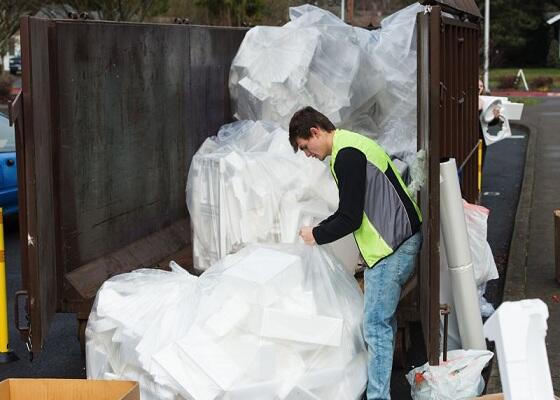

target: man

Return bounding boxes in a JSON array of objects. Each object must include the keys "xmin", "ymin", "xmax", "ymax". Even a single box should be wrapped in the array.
[{"xmin": 289, "ymin": 106, "xmax": 422, "ymax": 400}]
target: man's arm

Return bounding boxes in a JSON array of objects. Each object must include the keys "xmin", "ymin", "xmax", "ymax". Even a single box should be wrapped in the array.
[{"xmin": 312, "ymin": 147, "xmax": 366, "ymax": 244}]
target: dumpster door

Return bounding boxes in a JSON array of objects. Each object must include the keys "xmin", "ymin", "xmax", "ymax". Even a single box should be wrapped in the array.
[{"xmin": 15, "ymin": 16, "xmax": 59, "ymax": 353}]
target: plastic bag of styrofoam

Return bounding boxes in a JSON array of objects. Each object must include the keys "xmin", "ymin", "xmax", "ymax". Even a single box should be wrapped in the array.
[
  {"xmin": 229, "ymin": 3, "xmax": 424, "ymax": 165},
  {"xmin": 186, "ymin": 120, "xmax": 359, "ymax": 272},
  {"xmin": 87, "ymin": 244, "xmax": 367, "ymax": 400},
  {"xmin": 406, "ymin": 350, "xmax": 493, "ymax": 400}
]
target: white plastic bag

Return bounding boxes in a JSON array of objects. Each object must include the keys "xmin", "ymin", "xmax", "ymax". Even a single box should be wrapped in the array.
[
  {"xmin": 229, "ymin": 3, "xmax": 424, "ymax": 165},
  {"xmin": 87, "ymin": 243, "xmax": 367, "ymax": 400},
  {"xmin": 463, "ymin": 201, "xmax": 499, "ymax": 286},
  {"xmin": 186, "ymin": 120, "xmax": 360, "ymax": 272},
  {"xmin": 406, "ymin": 349, "xmax": 493, "ymax": 400}
]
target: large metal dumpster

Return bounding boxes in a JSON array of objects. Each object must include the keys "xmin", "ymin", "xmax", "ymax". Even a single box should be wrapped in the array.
[{"xmin": 10, "ymin": 0, "xmax": 481, "ymax": 367}]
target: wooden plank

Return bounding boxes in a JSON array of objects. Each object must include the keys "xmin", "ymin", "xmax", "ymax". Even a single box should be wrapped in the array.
[{"xmin": 65, "ymin": 219, "xmax": 190, "ymax": 300}]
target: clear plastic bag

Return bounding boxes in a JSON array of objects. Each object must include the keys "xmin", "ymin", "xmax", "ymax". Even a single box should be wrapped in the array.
[
  {"xmin": 186, "ymin": 120, "xmax": 361, "ymax": 272},
  {"xmin": 229, "ymin": 3, "xmax": 424, "ymax": 165},
  {"xmin": 406, "ymin": 349, "xmax": 494, "ymax": 400},
  {"xmin": 463, "ymin": 201, "xmax": 499, "ymax": 286},
  {"xmin": 87, "ymin": 244, "xmax": 367, "ymax": 400}
]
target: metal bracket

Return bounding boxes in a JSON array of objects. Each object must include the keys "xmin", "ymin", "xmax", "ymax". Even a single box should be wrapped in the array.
[
  {"xmin": 440, "ymin": 304, "xmax": 451, "ymax": 362},
  {"xmin": 14, "ymin": 290, "xmax": 33, "ymax": 360},
  {"xmin": 424, "ymin": 5, "xmax": 432, "ymax": 14}
]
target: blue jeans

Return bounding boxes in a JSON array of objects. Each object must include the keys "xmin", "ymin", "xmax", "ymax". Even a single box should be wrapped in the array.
[{"xmin": 363, "ymin": 231, "xmax": 422, "ymax": 400}]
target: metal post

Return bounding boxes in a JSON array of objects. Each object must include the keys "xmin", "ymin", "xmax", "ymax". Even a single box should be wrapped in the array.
[
  {"xmin": 0, "ymin": 208, "xmax": 18, "ymax": 363},
  {"xmin": 483, "ymin": 0, "xmax": 490, "ymax": 91},
  {"xmin": 341, "ymin": 0, "xmax": 346, "ymax": 22},
  {"xmin": 555, "ymin": 209, "xmax": 560, "ymax": 284}
]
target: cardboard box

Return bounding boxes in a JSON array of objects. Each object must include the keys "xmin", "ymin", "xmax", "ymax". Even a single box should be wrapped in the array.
[{"xmin": 0, "ymin": 379, "xmax": 139, "ymax": 400}]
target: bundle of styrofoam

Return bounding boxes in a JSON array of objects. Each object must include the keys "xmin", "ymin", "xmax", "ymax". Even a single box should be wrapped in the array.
[
  {"xmin": 86, "ymin": 244, "xmax": 367, "ymax": 400},
  {"xmin": 229, "ymin": 3, "xmax": 424, "ymax": 165},
  {"xmin": 186, "ymin": 120, "xmax": 361, "ymax": 271},
  {"xmin": 229, "ymin": 5, "xmax": 384, "ymax": 137}
]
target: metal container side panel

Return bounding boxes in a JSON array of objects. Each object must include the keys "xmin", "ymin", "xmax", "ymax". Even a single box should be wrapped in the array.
[
  {"xmin": 54, "ymin": 21, "xmax": 192, "ymax": 275},
  {"xmin": 187, "ymin": 26, "xmax": 247, "ymax": 173},
  {"xmin": 51, "ymin": 22, "xmax": 247, "ymax": 281}
]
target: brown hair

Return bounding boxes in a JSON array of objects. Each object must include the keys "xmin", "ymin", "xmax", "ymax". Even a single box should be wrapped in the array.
[{"xmin": 288, "ymin": 106, "xmax": 336, "ymax": 152}]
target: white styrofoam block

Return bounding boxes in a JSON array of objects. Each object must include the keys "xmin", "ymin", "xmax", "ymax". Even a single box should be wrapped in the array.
[
  {"xmin": 281, "ymin": 290, "xmax": 317, "ymax": 315},
  {"xmin": 259, "ymin": 307, "xmax": 343, "ymax": 346},
  {"xmin": 153, "ymin": 343, "xmax": 221, "ymax": 400},
  {"xmin": 205, "ymin": 296, "xmax": 251, "ymax": 337},
  {"xmin": 282, "ymin": 386, "xmax": 322, "ymax": 400},
  {"xmin": 298, "ymin": 366, "xmax": 345, "ymax": 390},
  {"xmin": 177, "ymin": 327, "xmax": 243, "ymax": 390},
  {"xmin": 223, "ymin": 248, "xmax": 301, "ymax": 285},
  {"xmin": 226, "ymin": 379, "xmax": 282, "ymax": 400},
  {"xmin": 483, "ymin": 299, "xmax": 554, "ymax": 400}
]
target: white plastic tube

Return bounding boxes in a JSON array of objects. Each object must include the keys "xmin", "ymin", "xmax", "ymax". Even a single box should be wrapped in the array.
[{"xmin": 439, "ymin": 158, "xmax": 486, "ymax": 350}]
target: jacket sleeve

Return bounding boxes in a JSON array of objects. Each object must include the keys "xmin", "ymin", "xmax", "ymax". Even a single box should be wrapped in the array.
[{"xmin": 313, "ymin": 147, "xmax": 366, "ymax": 244}]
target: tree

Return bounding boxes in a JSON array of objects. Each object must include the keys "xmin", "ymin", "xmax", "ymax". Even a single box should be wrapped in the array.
[
  {"xmin": 476, "ymin": 0, "xmax": 556, "ymax": 67},
  {"xmin": 194, "ymin": 0, "xmax": 265, "ymax": 26},
  {"xmin": 547, "ymin": 38, "xmax": 560, "ymax": 67},
  {"xmin": 47, "ymin": 0, "xmax": 171, "ymax": 21},
  {"xmin": 0, "ymin": 1, "xmax": 42, "ymax": 61}
]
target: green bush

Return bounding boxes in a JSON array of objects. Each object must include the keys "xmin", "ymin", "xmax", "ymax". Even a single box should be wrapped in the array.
[
  {"xmin": 0, "ymin": 73, "xmax": 15, "ymax": 100},
  {"xmin": 496, "ymin": 75, "xmax": 517, "ymax": 89},
  {"xmin": 530, "ymin": 76, "xmax": 554, "ymax": 90}
]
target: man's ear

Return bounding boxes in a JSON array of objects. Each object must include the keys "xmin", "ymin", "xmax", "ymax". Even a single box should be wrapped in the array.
[{"xmin": 309, "ymin": 126, "xmax": 320, "ymax": 138}]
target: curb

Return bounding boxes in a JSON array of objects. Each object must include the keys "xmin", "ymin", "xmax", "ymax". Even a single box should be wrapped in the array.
[{"xmin": 485, "ymin": 121, "xmax": 537, "ymax": 393}]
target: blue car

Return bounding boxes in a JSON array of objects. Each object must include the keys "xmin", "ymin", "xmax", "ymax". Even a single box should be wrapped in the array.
[{"xmin": 0, "ymin": 113, "xmax": 17, "ymax": 216}]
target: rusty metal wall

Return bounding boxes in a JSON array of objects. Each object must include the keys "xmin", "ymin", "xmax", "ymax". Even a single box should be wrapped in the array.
[
  {"xmin": 417, "ymin": 6, "xmax": 480, "ymax": 365},
  {"xmin": 439, "ymin": 17, "xmax": 480, "ymax": 203}
]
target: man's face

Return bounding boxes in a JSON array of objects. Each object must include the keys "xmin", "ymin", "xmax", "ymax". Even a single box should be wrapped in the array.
[
  {"xmin": 295, "ymin": 128, "xmax": 328, "ymax": 161},
  {"xmin": 478, "ymin": 80, "xmax": 484, "ymax": 95}
]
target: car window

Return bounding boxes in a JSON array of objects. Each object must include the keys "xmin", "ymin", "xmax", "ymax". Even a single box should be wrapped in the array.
[{"xmin": 0, "ymin": 115, "xmax": 16, "ymax": 153}]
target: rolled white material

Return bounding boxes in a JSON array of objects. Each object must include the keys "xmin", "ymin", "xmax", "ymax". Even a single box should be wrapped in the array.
[{"xmin": 440, "ymin": 158, "xmax": 486, "ymax": 350}]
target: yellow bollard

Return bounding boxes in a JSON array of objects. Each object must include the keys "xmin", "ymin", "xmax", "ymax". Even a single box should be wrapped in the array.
[
  {"xmin": 0, "ymin": 208, "xmax": 18, "ymax": 363},
  {"xmin": 477, "ymin": 140, "xmax": 483, "ymax": 196}
]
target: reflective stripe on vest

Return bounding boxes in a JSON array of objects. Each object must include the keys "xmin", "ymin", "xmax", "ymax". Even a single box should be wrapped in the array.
[{"xmin": 330, "ymin": 129, "xmax": 422, "ymax": 267}]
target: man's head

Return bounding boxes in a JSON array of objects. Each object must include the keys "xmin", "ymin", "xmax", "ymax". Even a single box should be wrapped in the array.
[
  {"xmin": 478, "ymin": 79, "xmax": 485, "ymax": 95},
  {"xmin": 289, "ymin": 106, "xmax": 336, "ymax": 161}
]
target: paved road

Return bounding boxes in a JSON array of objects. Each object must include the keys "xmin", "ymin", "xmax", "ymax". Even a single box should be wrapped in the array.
[
  {"xmin": 0, "ymin": 217, "xmax": 84, "ymax": 379},
  {"xmin": 491, "ymin": 97, "xmax": 560, "ymax": 394}
]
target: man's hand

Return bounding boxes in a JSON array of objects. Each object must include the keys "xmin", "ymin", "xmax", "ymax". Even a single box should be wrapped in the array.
[{"xmin": 299, "ymin": 226, "xmax": 316, "ymax": 245}]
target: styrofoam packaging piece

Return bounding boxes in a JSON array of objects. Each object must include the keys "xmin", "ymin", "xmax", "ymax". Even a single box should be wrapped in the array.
[
  {"xmin": 258, "ymin": 307, "xmax": 343, "ymax": 347},
  {"xmin": 205, "ymin": 295, "xmax": 251, "ymax": 337},
  {"xmin": 483, "ymin": 299, "xmax": 554, "ymax": 400},
  {"xmin": 222, "ymin": 247, "xmax": 301, "ymax": 285},
  {"xmin": 152, "ymin": 342, "xmax": 222, "ymax": 400},
  {"xmin": 283, "ymin": 386, "xmax": 322, "ymax": 400},
  {"xmin": 440, "ymin": 158, "xmax": 486, "ymax": 351}
]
